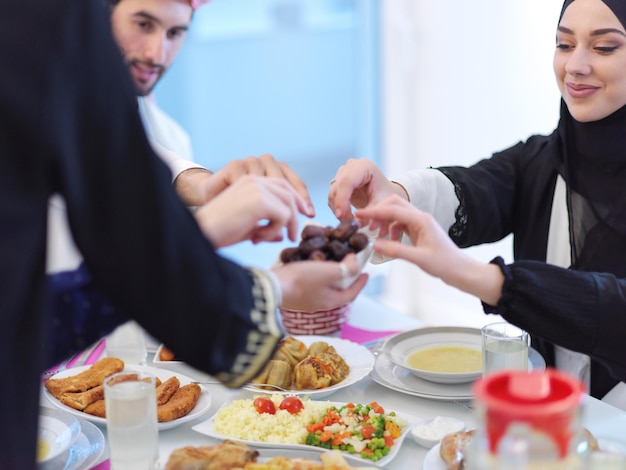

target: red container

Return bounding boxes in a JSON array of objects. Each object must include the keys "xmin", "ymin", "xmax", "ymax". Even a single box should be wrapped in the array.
[{"xmin": 472, "ymin": 368, "xmax": 585, "ymax": 458}]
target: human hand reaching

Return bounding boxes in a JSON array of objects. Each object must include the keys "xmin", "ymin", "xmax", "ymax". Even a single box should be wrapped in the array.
[
  {"xmin": 328, "ymin": 158, "xmax": 408, "ymax": 221},
  {"xmin": 355, "ymin": 195, "xmax": 504, "ymax": 305},
  {"xmin": 194, "ymin": 175, "xmax": 307, "ymax": 248},
  {"xmin": 201, "ymin": 154, "xmax": 314, "ymax": 217}
]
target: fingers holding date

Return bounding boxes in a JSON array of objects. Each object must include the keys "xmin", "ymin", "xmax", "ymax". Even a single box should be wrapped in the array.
[{"xmin": 280, "ymin": 220, "xmax": 369, "ymax": 263}]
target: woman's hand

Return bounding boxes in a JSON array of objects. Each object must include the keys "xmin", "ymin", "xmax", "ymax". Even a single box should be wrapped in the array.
[
  {"xmin": 356, "ymin": 195, "xmax": 504, "ymax": 306},
  {"xmin": 194, "ymin": 175, "xmax": 307, "ymax": 248},
  {"xmin": 328, "ymin": 158, "xmax": 409, "ymax": 221},
  {"xmin": 272, "ymin": 253, "xmax": 368, "ymax": 312}
]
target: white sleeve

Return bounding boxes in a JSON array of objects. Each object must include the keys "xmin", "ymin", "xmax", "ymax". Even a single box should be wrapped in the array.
[
  {"xmin": 393, "ymin": 168, "xmax": 458, "ymax": 229},
  {"xmin": 368, "ymin": 168, "xmax": 459, "ymax": 264},
  {"xmin": 137, "ymin": 96, "xmax": 207, "ymax": 182}
]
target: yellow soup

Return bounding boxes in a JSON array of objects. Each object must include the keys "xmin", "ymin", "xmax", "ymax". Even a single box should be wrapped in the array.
[
  {"xmin": 407, "ymin": 346, "xmax": 482, "ymax": 373},
  {"xmin": 37, "ymin": 438, "xmax": 51, "ymax": 461}
]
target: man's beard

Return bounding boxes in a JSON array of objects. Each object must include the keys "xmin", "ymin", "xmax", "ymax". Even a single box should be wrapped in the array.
[{"xmin": 127, "ymin": 59, "xmax": 165, "ymax": 96}]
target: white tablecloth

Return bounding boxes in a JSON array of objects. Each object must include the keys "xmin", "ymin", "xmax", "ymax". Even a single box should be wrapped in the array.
[{"xmin": 41, "ymin": 295, "xmax": 626, "ymax": 469}]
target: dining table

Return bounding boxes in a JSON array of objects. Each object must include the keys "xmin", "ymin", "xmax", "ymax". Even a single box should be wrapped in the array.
[{"xmin": 40, "ymin": 294, "xmax": 626, "ymax": 469}]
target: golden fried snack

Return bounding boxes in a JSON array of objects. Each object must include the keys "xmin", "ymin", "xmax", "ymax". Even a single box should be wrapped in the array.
[
  {"xmin": 44, "ymin": 357, "xmax": 124, "ymax": 397},
  {"xmin": 294, "ymin": 356, "xmax": 333, "ymax": 390},
  {"xmin": 307, "ymin": 341, "xmax": 330, "ymax": 356},
  {"xmin": 166, "ymin": 441, "xmax": 259, "ymax": 470},
  {"xmin": 156, "ymin": 376, "xmax": 180, "ymax": 406},
  {"xmin": 83, "ymin": 399, "xmax": 106, "ymax": 418},
  {"xmin": 157, "ymin": 383, "xmax": 201, "ymax": 422},
  {"xmin": 58, "ymin": 385, "xmax": 104, "ymax": 411},
  {"xmin": 159, "ymin": 345, "xmax": 176, "ymax": 362},
  {"xmin": 273, "ymin": 337, "xmax": 308, "ymax": 368},
  {"xmin": 244, "ymin": 457, "xmax": 323, "ymax": 469},
  {"xmin": 251, "ymin": 360, "xmax": 292, "ymax": 390},
  {"xmin": 440, "ymin": 430, "xmax": 474, "ymax": 470},
  {"xmin": 318, "ymin": 347, "xmax": 350, "ymax": 385}
]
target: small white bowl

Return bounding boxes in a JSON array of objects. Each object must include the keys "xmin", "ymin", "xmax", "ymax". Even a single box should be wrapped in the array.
[
  {"xmin": 410, "ymin": 416, "xmax": 466, "ymax": 449},
  {"xmin": 38, "ymin": 407, "xmax": 81, "ymax": 462}
]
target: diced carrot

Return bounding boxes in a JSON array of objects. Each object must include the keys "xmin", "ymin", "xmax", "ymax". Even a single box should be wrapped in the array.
[
  {"xmin": 371, "ymin": 402, "xmax": 384, "ymax": 414},
  {"xmin": 385, "ymin": 421, "xmax": 401, "ymax": 438},
  {"xmin": 331, "ymin": 432, "xmax": 351, "ymax": 446},
  {"xmin": 384, "ymin": 435, "xmax": 394, "ymax": 447},
  {"xmin": 307, "ymin": 423, "xmax": 325, "ymax": 433},
  {"xmin": 320, "ymin": 430, "xmax": 333, "ymax": 442}
]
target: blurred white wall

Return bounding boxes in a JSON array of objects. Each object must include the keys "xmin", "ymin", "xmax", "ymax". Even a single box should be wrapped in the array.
[{"xmin": 378, "ymin": 1, "xmax": 563, "ymax": 327}]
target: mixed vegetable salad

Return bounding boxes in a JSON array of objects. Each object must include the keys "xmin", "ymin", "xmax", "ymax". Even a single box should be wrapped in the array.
[{"xmin": 304, "ymin": 401, "xmax": 408, "ymax": 462}]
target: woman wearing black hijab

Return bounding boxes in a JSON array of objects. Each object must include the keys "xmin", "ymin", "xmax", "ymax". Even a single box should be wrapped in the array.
[{"xmin": 331, "ymin": 0, "xmax": 626, "ymax": 405}]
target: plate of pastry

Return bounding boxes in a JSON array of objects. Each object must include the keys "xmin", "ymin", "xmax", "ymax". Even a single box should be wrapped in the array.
[
  {"xmin": 43, "ymin": 358, "xmax": 211, "ymax": 431},
  {"xmin": 243, "ymin": 335, "xmax": 375, "ymax": 399}
]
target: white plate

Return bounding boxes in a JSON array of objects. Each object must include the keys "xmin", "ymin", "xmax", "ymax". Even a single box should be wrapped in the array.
[
  {"xmin": 37, "ymin": 407, "xmax": 81, "ymax": 463},
  {"xmin": 385, "ymin": 327, "xmax": 483, "ymax": 384},
  {"xmin": 43, "ymin": 365, "xmax": 211, "ymax": 431},
  {"xmin": 40, "ymin": 415, "xmax": 106, "ymax": 470},
  {"xmin": 370, "ymin": 347, "xmax": 545, "ymax": 401},
  {"xmin": 192, "ymin": 398, "xmax": 415, "ymax": 468},
  {"xmin": 422, "ymin": 443, "xmax": 446, "ymax": 470},
  {"xmin": 244, "ymin": 335, "xmax": 375, "ymax": 399}
]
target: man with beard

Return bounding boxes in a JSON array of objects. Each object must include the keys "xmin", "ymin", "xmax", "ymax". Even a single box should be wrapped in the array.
[{"xmin": 47, "ymin": 0, "xmax": 315, "ymax": 359}]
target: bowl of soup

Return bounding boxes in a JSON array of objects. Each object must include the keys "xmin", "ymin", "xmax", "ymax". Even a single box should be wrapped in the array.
[{"xmin": 385, "ymin": 327, "xmax": 483, "ymax": 384}]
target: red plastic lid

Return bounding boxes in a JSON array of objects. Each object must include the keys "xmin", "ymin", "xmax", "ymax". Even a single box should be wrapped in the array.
[{"xmin": 473, "ymin": 368, "xmax": 585, "ymax": 418}]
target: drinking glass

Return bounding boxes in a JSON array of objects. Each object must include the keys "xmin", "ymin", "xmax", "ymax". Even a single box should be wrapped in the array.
[
  {"xmin": 481, "ymin": 321, "xmax": 529, "ymax": 376},
  {"xmin": 104, "ymin": 371, "xmax": 159, "ymax": 470},
  {"xmin": 106, "ymin": 321, "xmax": 147, "ymax": 365}
]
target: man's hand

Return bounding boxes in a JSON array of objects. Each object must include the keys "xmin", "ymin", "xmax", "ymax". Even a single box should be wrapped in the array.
[
  {"xmin": 201, "ymin": 154, "xmax": 315, "ymax": 217},
  {"xmin": 194, "ymin": 175, "xmax": 309, "ymax": 248}
]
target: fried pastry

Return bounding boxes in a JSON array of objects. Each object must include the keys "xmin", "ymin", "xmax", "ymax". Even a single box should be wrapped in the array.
[
  {"xmin": 44, "ymin": 357, "xmax": 124, "ymax": 397},
  {"xmin": 273, "ymin": 337, "xmax": 308, "ymax": 368},
  {"xmin": 318, "ymin": 347, "xmax": 349, "ymax": 385},
  {"xmin": 157, "ymin": 383, "xmax": 201, "ymax": 422},
  {"xmin": 156, "ymin": 376, "xmax": 180, "ymax": 406},
  {"xmin": 251, "ymin": 360, "xmax": 292, "ymax": 390},
  {"xmin": 440, "ymin": 430, "xmax": 474, "ymax": 470},
  {"xmin": 58, "ymin": 385, "xmax": 105, "ymax": 411},
  {"xmin": 159, "ymin": 345, "xmax": 176, "ymax": 361},
  {"xmin": 166, "ymin": 441, "xmax": 259, "ymax": 470},
  {"xmin": 83, "ymin": 399, "xmax": 106, "ymax": 418},
  {"xmin": 294, "ymin": 356, "xmax": 333, "ymax": 390}
]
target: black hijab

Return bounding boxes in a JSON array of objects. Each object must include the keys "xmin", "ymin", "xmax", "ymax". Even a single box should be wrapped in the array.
[{"xmin": 554, "ymin": 0, "xmax": 626, "ymax": 276}]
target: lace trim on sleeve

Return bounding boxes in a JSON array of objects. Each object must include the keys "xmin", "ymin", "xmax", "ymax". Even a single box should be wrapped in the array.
[{"xmin": 438, "ymin": 168, "xmax": 468, "ymax": 242}]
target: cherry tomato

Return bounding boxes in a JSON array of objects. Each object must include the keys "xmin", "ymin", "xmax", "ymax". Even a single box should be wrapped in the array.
[
  {"xmin": 253, "ymin": 397, "xmax": 276, "ymax": 415},
  {"xmin": 279, "ymin": 396, "xmax": 304, "ymax": 414},
  {"xmin": 361, "ymin": 424, "xmax": 375, "ymax": 439}
]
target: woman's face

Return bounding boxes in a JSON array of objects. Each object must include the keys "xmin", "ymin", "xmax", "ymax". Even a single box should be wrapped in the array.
[{"xmin": 554, "ymin": 0, "xmax": 626, "ymax": 122}]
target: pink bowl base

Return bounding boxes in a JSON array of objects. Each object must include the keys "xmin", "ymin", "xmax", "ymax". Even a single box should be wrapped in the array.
[{"xmin": 279, "ymin": 304, "xmax": 351, "ymax": 336}]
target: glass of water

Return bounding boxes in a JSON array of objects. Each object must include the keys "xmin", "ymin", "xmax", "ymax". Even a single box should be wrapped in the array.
[
  {"xmin": 481, "ymin": 321, "xmax": 530, "ymax": 376},
  {"xmin": 105, "ymin": 321, "xmax": 147, "ymax": 365},
  {"xmin": 104, "ymin": 371, "xmax": 159, "ymax": 470}
]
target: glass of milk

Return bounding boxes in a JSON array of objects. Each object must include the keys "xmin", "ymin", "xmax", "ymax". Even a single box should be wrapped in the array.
[
  {"xmin": 104, "ymin": 371, "xmax": 159, "ymax": 470},
  {"xmin": 481, "ymin": 321, "xmax": 529, "ymax": 376}
]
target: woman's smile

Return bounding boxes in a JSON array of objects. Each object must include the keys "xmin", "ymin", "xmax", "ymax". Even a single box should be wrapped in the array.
[{"xmin": 566, "ymin": 82, "xmax": 600, "ymax": 99}]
